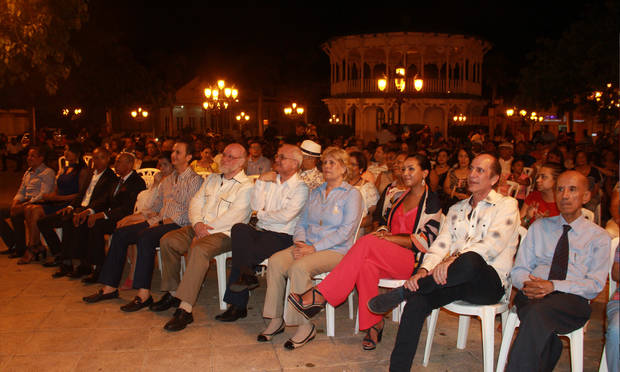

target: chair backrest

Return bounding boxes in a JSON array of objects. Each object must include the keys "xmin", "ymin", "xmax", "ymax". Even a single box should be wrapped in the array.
[
  {"xmin": 83, "ymin": 155, "xmax": 93, "ymax": 168},
  {"xmin": 609, "ymin": 237, "xmax": 619, "ymax": 300},
  {"xmin": 522, "ymin": 167, "xmax": 533, "ymax": 177},
  {"xmin": 136, "ymin": 168, "xmax": 160, "ymax": 189},
  {"xmin": 506, "ymin": 180, "xmax": 519, "ymax": 198},
  {"xmin": 58, "ymin": 155, "xmax": 67, "ymax": 171},
  {"xmin": 581, "ymin": 208, "xmax": 595, "ymax": 222}
]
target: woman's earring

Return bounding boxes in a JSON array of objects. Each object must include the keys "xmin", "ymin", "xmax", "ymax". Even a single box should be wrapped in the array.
[{"xmin": 422, "ymin": 179, "xmax": 426, "ymax": 186}]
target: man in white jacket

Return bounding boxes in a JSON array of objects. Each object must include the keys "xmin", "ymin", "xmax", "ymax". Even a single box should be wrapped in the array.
[{"xmin": 153, "ymin": 143, "xmax": 254, "ymax": 332}]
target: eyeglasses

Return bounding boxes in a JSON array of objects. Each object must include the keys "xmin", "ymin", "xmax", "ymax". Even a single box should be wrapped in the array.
[
  {"xmin": 222, "ymin": 153, "xmax": 242, "ymax": 160},
  {"xmin": 275, "ymin": 154, "xmax": 294, "ymax": 161}
]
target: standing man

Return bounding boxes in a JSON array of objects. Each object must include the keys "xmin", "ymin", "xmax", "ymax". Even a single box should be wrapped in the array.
[
  {"xmin": 40, "ymin": 147, "xmax": 118, "ymax": 278},
  {"xmin": 368, "ymin": 153, "xmax": 520, "ymax": 371},
  {"xmin": 299, "ymin": 140, "xmax": 323, "ymax": 190},
  {"xmin": 506, "ymin": 171, "xmax": 610, "ymax": 371},
  {"xmin": 245, "ymin": 140, "xmax": 271, "ymax": 176},
  {"xmin": 152, "ymin": 143, "xmax": 253, "ymax": 332},
  {"xmin": 83, "ymin": 141, "xmax": 202, "ymax": 312},
  {"xmin": 0, "ymin": 146, "xmax": 55, "ymax": 257},
  {"xmin": 215, "ymin": 144, "xmax": 308, "ymax": 322}
]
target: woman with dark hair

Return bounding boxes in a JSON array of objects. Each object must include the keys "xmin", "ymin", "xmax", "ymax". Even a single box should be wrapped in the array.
[
  {"xmin": 520, "ymin": 162, "xmax": 563, "ymax": 227},
  {"xmin": 429, "ymin": 148, "xmax": 450, "ymax": 193},
  {"xmin": 21, "ymin": 143, "xmax": 89, "ymax": 264},
  {"xmin": 442, "ymin": 148, "xmax": 471, "ymax": 213},
  {"xmin": 575, "ymin": 150, "xmax": 603, "ymax": 211},
  {"xmin": 348, "ymin": 151, "xmax": 379, "ymax": 234},
  {"xmin": 288, "ymin": 154, "xmax": 442, "ymax": 350}
]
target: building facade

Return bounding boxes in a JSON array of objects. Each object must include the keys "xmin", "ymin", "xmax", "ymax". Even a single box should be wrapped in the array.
[{"xmin": 322, "ymin": 32, "xmax": 491, "ymax": 140}]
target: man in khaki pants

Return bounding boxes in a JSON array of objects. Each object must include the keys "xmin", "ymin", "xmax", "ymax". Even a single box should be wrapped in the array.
[{"xmin": 152, "ymin": 143, "xmax": 254, "ymax": 332}]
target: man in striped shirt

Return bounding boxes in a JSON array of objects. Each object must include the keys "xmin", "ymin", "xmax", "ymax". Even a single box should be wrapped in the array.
[{"xmin": 83, "ymin": 141, "xmax": 203, "ymax": 313}]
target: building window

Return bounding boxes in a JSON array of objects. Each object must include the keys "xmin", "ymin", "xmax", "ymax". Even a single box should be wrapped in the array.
[
  {"xmin": 176, "ymin": 116, "xmax": 183, "ymax": 131},
  {"xmin": 164, "ymin": 116, "xmax": 170, "ymax": 134},
  {"xmin": 200, "ymin": 116, "xmax": 205, "ymax": 131},
  {"xmin": 376, "ymin": 107, "xmax": 385, "ymax": 130},
  {"xmin": 189, "ymin": 117, "xmax": 196, "ymax": 129}
]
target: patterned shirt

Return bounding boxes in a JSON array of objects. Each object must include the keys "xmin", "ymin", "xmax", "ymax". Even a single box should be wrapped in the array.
[
  {"xmin": 143, "ymin": 166, "xmax": 203, "ymax": 226},
  {"xmin": 512, "ymin": 214, "xmax": 610, "ymax": 300},
  {"xmin": 14, "ymin": 164, "xmax": 55, "ymax": 203},
  {"xmin": 299, "ymin": 167, "xmax": 324, "ymax": 190}
]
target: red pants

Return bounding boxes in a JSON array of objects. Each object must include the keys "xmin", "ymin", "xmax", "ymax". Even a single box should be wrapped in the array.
[{"xmin": 317, "ymin": 234, "xmax": 415, "ymax": 330}]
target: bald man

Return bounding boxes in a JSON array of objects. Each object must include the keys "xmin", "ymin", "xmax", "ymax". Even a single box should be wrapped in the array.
[
  {"xmin": 153, "ymin": 143, "xmax": 254, "ymax": 332},
  {"xmin": 507, "ymin": 171, "xmax": 611, "ymax": 371},
  {"xmin": 368, "ymin": 153, "xmax": 520, "ymax": 371}
]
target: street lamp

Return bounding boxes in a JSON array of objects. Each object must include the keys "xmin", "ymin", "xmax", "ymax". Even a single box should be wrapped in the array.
[
  {"xmin": 452, "ymin": 113, "xmax": 467, "ymax": 124},
  {"xmin": 284, "ymin": 102, "xmax": 307, "ymax": 122},
  {"xmin": 130, "ymin": 107, "xmax": 149, "ymax": 119},
  {"xmin": 235, "ymin": 112, "xmax": 250, "ymax": 122},
  {"xmin": 377, "ymin": 67, "xmax": 423, "ymax": 125},
  {"xmin": 328, "ymin": 114, "xmax": 340, "ymax": 124},
  {"xmin": 203, "ymin": 79, "xmax": 239, "ymax": 133},
  {"xmin": 62, "ymin": 106, "xmax": 83, "ymax": 119}
]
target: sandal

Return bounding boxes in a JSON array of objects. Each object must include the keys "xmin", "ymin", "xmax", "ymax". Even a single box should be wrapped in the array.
[
  {"xmin": 288, "ymin": 287, "xmax": 326, "ymax": 319},
  {"xmin": 284, "ymin": 324, "xmax": 316, "ymax": 350},
  {"xmin": 362, "ymin": 319, "xmax": 384, "ymax": 351},
  {"xmin": 17, "ymin": 246, "xmax": 45, "ymax": 265},
  {"xmin": 257, "ymin": 319, "xmax": 285, "ymax": 342}
]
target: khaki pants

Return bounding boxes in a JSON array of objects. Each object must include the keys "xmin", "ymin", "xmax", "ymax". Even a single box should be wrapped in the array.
[
  {"xmin": 263, "ymin": 246, "xmax": 343, "ymax": 326},
  {"xmin": 159, "ymin": 226, "xmax": 230, "ymax": 306}
]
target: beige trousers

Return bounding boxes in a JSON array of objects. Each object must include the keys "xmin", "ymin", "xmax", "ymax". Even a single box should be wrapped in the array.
[
  {"xmin": 159, "ymin": 226, "xmax": 230, "ymax": 306},
  {"xmin": 263, "ymin": 246, "xmax": 343, "ymax": 325}
]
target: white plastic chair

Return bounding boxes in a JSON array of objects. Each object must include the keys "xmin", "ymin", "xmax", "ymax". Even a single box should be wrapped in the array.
[
  {"xmin": 581, "ymin": 208, "xmax": 595, "ymax": 222},
  {"xmin": 522, "ymin": 167, "xmax": 533, "ymax": 177},
  {"xmin": 598, "ymin": 236, "xmax": 618, "ymax": 372},
  {"xmin": 83, "ymin": 155, "xmax": 93, "ymax": 168},
  {"xmin": 422, "ymin": 225, "xmax": 526, "ymax": 372},
  {"xmin": 136, "ymin": 168, "xmax": 160, "ymax": 189},
  {"xmin": 57, "ymin": 156, "xmax": 67, "ymax": 171},
  {"xmin": 506, "ymin": 180, "xmax": 519, "ymax": 198}
]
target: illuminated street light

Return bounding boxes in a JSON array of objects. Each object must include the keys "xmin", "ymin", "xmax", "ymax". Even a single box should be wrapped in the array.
[
  {"xmin": 377, "ymin": 67, "xmax": 423, "ymax": 124},
  {"xmin": 130, "ymin": 107, "xmax": 149, "ymax": 121},
  {"xmin": 284, "ymin": 102, "xmax": 305, "ymax": 119},
  {"xmin": 506, "ymin": 108, "xmax": 514, "ymax": 117},
  {"xmin": 203, "ymin": 79, "xmax": 238, "ymax": 111},
  {"xmin": 328, "ymin": 114, "xmax": 340, "ymax": 124}
]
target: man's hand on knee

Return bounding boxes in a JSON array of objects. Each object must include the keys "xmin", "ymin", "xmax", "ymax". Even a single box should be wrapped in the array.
[{"xmin": 522, "ymin": 274, "xmax": 554, "ymax": 299}]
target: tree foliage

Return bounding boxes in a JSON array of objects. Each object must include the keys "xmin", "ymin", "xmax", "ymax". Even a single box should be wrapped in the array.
[
  {"xmin": 0, "ymin": 0, "xmax": 88, "ymax": 94},
  {"xmin": 516, "ymin": 1, "xmax": 619, "ymax": 113}
]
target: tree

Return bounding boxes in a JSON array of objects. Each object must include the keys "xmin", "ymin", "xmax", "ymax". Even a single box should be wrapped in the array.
[
  {"xmin": 516, "ymin": 1, "xmax": 619, "ymax": 130},
  {"xmin": 0, "ymin": 0, "xmax": 88, "ymax": 94}
]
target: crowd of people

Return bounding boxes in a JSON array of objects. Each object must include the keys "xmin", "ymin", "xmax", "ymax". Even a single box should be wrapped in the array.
[{"xmin": 0, "ymin": 123, "xmax": 618, "ymax": 371}]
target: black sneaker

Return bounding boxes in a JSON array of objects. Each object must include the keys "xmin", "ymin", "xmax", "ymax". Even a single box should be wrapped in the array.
[{"xmin": 164, "ymin": 308, "xmax": 194, "ymax": 332}]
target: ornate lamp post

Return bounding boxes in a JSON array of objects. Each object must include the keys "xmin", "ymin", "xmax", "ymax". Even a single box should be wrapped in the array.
[
  {"xmin": 283, "ymin": 102, "xmax": 307, "ymax": 122},
  {"xmin": 377, "ymin": 67, "xmax": 423, "ymax": 125},
  {"xmin": 203, "ymin": 80, "xmax": 239, "ymax": 133}
]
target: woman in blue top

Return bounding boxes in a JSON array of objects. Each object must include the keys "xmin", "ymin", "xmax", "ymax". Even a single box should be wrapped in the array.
[
  {"xmin": 259, "ymin": 147, "xmax": 363, "ymax": 350},
  {"xmin": 21, "ymin": 143, "xmax": 89, "ymax": 264}
]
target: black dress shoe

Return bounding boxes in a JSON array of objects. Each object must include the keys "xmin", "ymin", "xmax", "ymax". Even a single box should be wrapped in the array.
[
  {"xmin": 81, "ymin": 270, "xmax": 100, "ymax": 284},
  {"xmin": 215, "ymin": 305, "xmax": 247, "ymax": 322},
  {"xmin": 164, "ymin": 308, "xmax": 194, "ymax": 332},
  {"xmin": 52, "ymin": 264, "xmax": 73, "ymax": 278},
  {"xmin": 43, "ymin": 256, "xmax": 61, "ymax": 267},
  {"xmin": 83, "ymin": 288, "xmax": 119, "ymax": 303},
  {"xmin": 120, "ymin": 296, "xmax": 153, "ymax": 312},
  {"xmin": 67, "ymin": 265, "xmax": 92, "ymax": 279},
  {"xmin": 149, "ymin": 292, "xmax": 181, "ymax": 312},
  {"xmin": 367, "ymin": 286, "xmax": 406, "ymax": 314},
  {"xmin": 229, "ymin": 273, "xmax": 259, "ymax": 292}
]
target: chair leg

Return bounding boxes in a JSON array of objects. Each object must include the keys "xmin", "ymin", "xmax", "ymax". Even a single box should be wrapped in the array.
[
  {"xmin": 496, "ymin": 311, "xmax": 519, "ymax": 372},
  {"xmin": 568, "ymin": 328, "xmax": 584, "ymax": 372},
  {"xmin": 456, "ymin": 315, "xmax": 471, "ymax": 349},
  {"xmin": 397, "ymin": 300, "xmax": 405, "ymax": 323},
  {"xmin": 283, "ymin": 278, "xmax": 291, "ymax": 324},
  {"xmin": 599, "ymin": 346, "xmax": 608, "ymax": 372},
  {"xmin": 156, "ymin": 248, "xmax": 163, "ymax": 280},
  {"xmin": 180, "ymin": 255, "xmax": 186, "ymax": 280},
  {"xmin": 215, "ymin": 253, "xmax": 228, "ymax": 311},
  {"xmin": 422, "ymin": 308, "xmax": 440, "ymax": 367},
  {"xmin": 480, "ymin": 307, "xmax": 496, "ymax": 372},
  {"xmin": 326, "ymin": 303, "xmax": 335, "ymax": 337},
  {"xmin": 348, "ymin": 290, "xmax": 355, "ymax": 320},
  {"xmin": 354, "ymin": 309, "xmax": 359, "ymax": 335}
]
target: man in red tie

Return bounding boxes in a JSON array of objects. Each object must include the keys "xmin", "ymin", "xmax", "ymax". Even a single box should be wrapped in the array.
[{"xmin": 507, "ymin": 170, "xmax": 611, "ymax": 371}]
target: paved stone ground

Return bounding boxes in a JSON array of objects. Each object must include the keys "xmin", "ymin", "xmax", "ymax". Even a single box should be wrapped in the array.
[{"xmin": 0, "ymin": 168, "xmax": 609, "ymax": 371}]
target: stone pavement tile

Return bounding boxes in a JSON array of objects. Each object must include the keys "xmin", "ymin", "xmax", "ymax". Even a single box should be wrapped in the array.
[
  {"xmin": 212, "ymin": 343, "xmax": 280, "ymax": 371},
  {"xmin": 147, "ymin": 324, "xmax": 210, "ymax": 350},
  {"xmin": 75, "ymin": 351, "xmax": 147, "ymax": 372},
  {"xmin": 96, "ymin": 309, "xmax": 164, "ymax": 329},
  {"xmin": 275, "ymin": 339, "xmax": 345, "ymax": 369},
  {"xmin": 2, "ymin": 352, "xmax": 80, "ymax": 372},
  {"xmin": 333, "ymin": 335, "xmax": 392, "ymax": 364},
  {"xmin": 0, "ymin": 354, "xmax": 10, "ymax": 371},
  {"xmin": 39, "ymin": 310, "xmax": 102, "ymax": 329},
  {"xmin": 349, "ymin": 361, "xmax": 390, "ymax": 372},
  {"xmin": 56, "ymin": 295, "xmax": 123, "ymax": 313},
  {"xmin": 0, "ymin": 330, "xmax": 34, "ymax": 354},
  {"xmin": 208, "ymin": 321, "xmax": 268, "ymax": 346},
  {"xmin": 87, "ymin": 329, "xmax": 149, "ymax": 352},
  {"xmin": 26, "ymin": 329, "xmax": 93, "ymax": 353},
  {"xmin": 284, "ymin": 364, "xmax": 364, "ymax": 372},
  {"xmin": 21, "ymin": 279, "xmax": 76, "ymax": 297},
  {"xmin": 144, "ymin": 347, "xmax": 212, "ymax": 371},
  {"xmin": 0, "ymin": 283, "xmax": 26, "ymax": 297},
  {"xmin": 2, "ymin": 295, "xmax": 64, "ymax": 313},
  {"xmin": 0, "ymin": 311, "xmax": 49, "ymax": 331}
]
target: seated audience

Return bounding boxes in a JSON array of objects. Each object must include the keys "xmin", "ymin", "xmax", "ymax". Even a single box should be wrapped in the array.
[
  {"xmin": 441, "ymin": 148, "xmax": 471, "ymax": 213},
  {"xmin": 347, "ymin": 151, "xmax": 379, "ymax": 235},
  {"xmin": 298, "ymin": 140, "xmax": 323, "ymax": 190},
  {"xmin": 0, "ymin": 146, "xmax": 55, "ymax": 258},
  {"xmin": 507, "ymin": 171, "xmax": 610, "ymax": 371},
  {"xmin": 428, "ymin": 148, "xmax": 450, "ymax": 193},
  {"xmin": 245, "ymin": 140, "xmax": 271, "ymax": 176},
  {"xmin": 368, "ymin": 153, "xmax": 520, "ymax": 371},
  {"xmin": 366, "ymin": 145, "xmax": 388, "ymax": 180},
  {"xmin": 190, "ymin": 145, "xmax": 217, "ymax": 173},
  {"xmin": 151, "ymin": 143, "xmax": 253, "ymax": 331},
  {"xmin": 289, "ymin": 154, "xmax": 441, "ymax": 350},
  {"xmin": 218, "ymin": 144, "xmax": 308, "ymax": 323},
  {"xmin": 520, "ymin": 162, "xmax": 562, "ymax": 227},
  {"xmin": 372, "ymin": 153, "xmax": 408, "ymax": 230},
  {"xmin": 82, "ymin": 141, "xmax": 202, "ymax": 311},
  {"xmin": 606, "ymin": 243, "xmax": 619, "ymax": 372},
  {"xmin": 259, "ymin": 147, "xmax": 362, "ymax": 349},
  {"xmin": 375, "ymin": 149, "xmax": 400, "ymax": 194}
]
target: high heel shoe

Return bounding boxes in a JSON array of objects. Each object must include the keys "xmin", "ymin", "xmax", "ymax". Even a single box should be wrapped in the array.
[
  {"xmin": 362, "ymin": 319, "xmax": 384, "ymax": 351},
  {"xmin": 257, "ymin": 320, "xmax": 285, "ymax": 342},
  {"xmin": 287, "ymin": 287, "xmax": 326, "ymax": 319}
]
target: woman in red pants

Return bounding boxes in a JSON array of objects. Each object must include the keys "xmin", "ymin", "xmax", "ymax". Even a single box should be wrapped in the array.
[{"xmin": 288, "ymin": 154, "xmax": 442, "ymax": 350}]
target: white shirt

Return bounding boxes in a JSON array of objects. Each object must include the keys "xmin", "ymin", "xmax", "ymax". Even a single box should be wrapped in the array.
[
  {"xmin": 251, "ymin": 173, "xmax": 309, "ymax": 235},
  {"xmin": 81, "ymin": 169, "xmax": 104, "ymax": 207},
  {"xmin": 188, "ymin": 170, "xmax": 254, "ymax": 237},
  {"xmin": 421, "ymin": 189, "xmax": 520, "ymax": 286}
]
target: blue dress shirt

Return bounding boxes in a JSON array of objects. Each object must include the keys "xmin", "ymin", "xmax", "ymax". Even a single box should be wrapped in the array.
[
  {"xmin": 511, "ymin": 214, "xmax": 611, "ymax": 300},
  {"xmin": 293, "ymin": 181, "xmax": 363, "ymax": 255}
]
